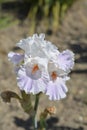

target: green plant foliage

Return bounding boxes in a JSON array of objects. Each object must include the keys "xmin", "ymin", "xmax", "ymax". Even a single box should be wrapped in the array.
[
  {"xmin": 0, "ymin": 15, "xmax": 18, "ymax": 29},
  {"xmin": 25, "ymin": 0, "xmax": 76, "ymax": 33},
  {"xmin": 0, "ymin": 0, "xmax": 15, "ymax": 3},
  {"xmin": 0, "ymin": 0, "xmax": 76, "ymax": 32}
]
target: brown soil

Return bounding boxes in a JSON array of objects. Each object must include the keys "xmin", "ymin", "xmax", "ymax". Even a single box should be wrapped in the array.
[{"xmin": 0, "ymin": 0, "xmax": 87, "ymax": 130}]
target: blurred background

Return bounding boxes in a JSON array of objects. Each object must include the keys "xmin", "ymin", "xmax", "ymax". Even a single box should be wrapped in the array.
[{"xmin": 0, "ymin": 0, "xmax": 87, "ymax": 130}]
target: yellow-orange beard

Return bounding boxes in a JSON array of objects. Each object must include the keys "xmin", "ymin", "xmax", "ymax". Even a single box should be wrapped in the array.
[
  {"xmin": 51, "ymin": 72, "xmax": 57, "ymax": 81},
  {"xmin": 32, "ymin": 64, "xmax": 39, "ymax": 74}
]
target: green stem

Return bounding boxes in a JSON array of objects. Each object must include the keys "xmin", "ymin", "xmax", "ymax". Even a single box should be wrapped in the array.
[
  {"xmin": 40, "ymin": 118, "xmax": 47, "ymax": 130},
  {"xmin": 33, "ymin": 94, "xmax": 40, "ymax": 130}
]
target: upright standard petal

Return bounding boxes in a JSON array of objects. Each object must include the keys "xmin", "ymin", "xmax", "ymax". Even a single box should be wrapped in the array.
[
  {"xmin": 46, "ymin": 77, "xmax": 68, "ymax": 100},
  {"xmin": 16, "ymin": 33, "xmax": 59, "ymax": 59},
  {"xmin": 8, "ymin": 52, "xmax": 24, "ymax": 64},
  {"xmin": 57, "ymin": 50, "xmax": 74, "ymax": 72},
  {"xmin": 17, "ymin": 37, "xmax": 33, "ymax": 56}
]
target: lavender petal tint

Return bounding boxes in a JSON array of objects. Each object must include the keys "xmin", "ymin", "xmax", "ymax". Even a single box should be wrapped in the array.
[
  {"xmin": 46, "ymin": 77, "xmax": 68, "ymax": 100},
  {"xmin": 57, "ymin": 50, "xmax": 74, "ymax": 72},
  {"xmin": 8, "ymin": 52, "xmax": 24, "ymax": 64},
  {"xmin": 17, "ymin": 67, "xmax": 32, "ymax": 93},
  {"xmin": 17, "ymin": 66, "xmax": 49, "ymax": 94}
]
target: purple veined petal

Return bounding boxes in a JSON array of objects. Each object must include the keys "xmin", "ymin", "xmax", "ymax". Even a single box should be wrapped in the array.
[
  {"xmin": 8, "ymin": 52, "xmax": 24, "ymax": 64},
  {"xmin": 30, "ymin": 71, "xmax": 49, "ymax": 94},
  {"xmin": 17, "ymin": 66, "xmax": 49, "ymax": 94},
  {"xmin": 46, "ymin": 77, "xmax": 68, "ymax": 100},
  {"xmin": 25, "ymin": 63, "xmax": 42, "ymax": 80},
  {"xmin": 30, "ymin": 79, "xmax": 46, "ymax": 94},
  {"xmin": 17, "ymin": 67, "xmax": 32, "ymax": 94},
  {"xmin": 57, "ymin": 50, "xmax": 74, "ymax": 72},
  {"xmin": 25, "ymin": 56, "xmax": 48, "ymax": 80}
]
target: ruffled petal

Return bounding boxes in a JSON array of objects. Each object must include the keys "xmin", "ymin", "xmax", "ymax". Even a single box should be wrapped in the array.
[
  {"xmin": 8, "ymin": 52, "xmax": 24, "ymax": 64},
  {"xmin": 17, "ymin": 66, "xmax": 49, "ymax": 94},
  {"xmin": 17, "ymin": 37, "xmax": 33, "ymax": 56},
  {"xmin": 30, "ymin": 70, "xmax": 49, "ymax": 94},
  {"xmin": 17, "ymin": 67, "xmax": 32, "ymax": 94},
  {"xmin": 57, "ymin": 50, "xmax": 74, "ymax": 72},
  {"xmin": 39, "ymin": 33, "xmax": 45, "ymax": 40},
  {"xmin": 46, "ymin": 77, "xmax": 68, "ymax": 100},
  {"xmin": 25, "ymin": 57, "xmax": 48, "ymax": 80},
  {"xmin": 16, "ymin": 33, "xmax": 59, "ymax": 59}
]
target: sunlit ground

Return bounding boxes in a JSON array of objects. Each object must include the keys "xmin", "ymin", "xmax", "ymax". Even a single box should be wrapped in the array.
[{"xmin": 0, "ymin": 0, "xmax": 87, "ymax": 130}]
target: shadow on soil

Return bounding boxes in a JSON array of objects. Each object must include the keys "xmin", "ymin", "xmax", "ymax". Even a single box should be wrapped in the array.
[
  {"xmin": 1, "ymin": 1, "xmax": 30, "ymax": 21},
  {"xmin": 69, "ymin": 43, "xmax": 87, "ymax": 74},
  {"xmin": 14, "ymin": 116, "xmax": 84, "ymax": 130},
  {"xmin": 71, "ymin": 69, "xmax": 87, "ymax": 74},
  {"xmin": 69, "ymin": 43, "xmax": 87, "ymax": 63},
  {"xmin": 1, "ymin": 1, "xmax": 44, "ymax": 22}
]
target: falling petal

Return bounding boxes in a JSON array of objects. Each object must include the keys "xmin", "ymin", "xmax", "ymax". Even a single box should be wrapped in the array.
[
  {"xmin": 17, "ymin": 66, "xmax": 49, "ymax": 94},
  {"xmin": 17, "ymin": 67, "xmax": 32, "ymax": 94},
  {"xmin": 46, "ymin": 77, "xmax": 68, "ymax": 100}
]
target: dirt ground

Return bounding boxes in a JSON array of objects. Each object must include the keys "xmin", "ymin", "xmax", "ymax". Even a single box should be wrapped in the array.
[{"xmin": 0, "ymin": 0, "xmax": 87, "ymax": 130}]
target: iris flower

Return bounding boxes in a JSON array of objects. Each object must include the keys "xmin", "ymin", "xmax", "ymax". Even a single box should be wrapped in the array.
[{"xmin": 8, "ymin": 33, "xmax": 74, "ymax": 100}]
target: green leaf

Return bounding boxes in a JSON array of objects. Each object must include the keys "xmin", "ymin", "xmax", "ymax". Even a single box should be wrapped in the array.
[
  {"xmin": 0, "ymin": 90, "xmax": 21, "ymax": 103},
  {"xmin": 20, "ymin": 91, "xmax": 34, "ymax": 114}
]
